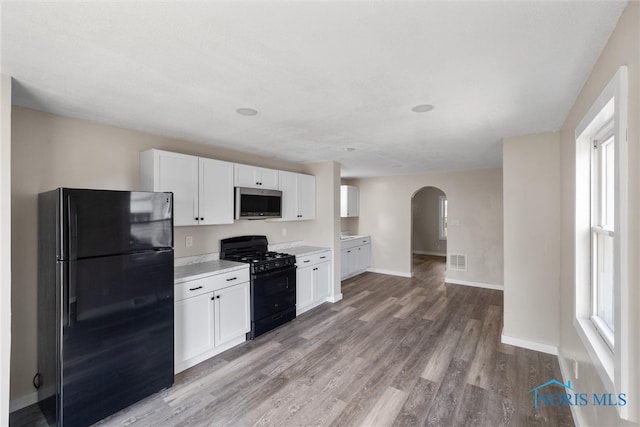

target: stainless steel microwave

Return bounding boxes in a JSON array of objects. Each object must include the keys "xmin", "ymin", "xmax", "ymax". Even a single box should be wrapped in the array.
[{"xmin": 235, "ymin": 187, "xmax": 282, "ymax": 220}]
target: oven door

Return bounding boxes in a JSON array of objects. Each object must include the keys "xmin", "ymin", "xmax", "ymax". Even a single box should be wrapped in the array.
[{"xmin": 250, "ymin": 265, "xmax": 296, "ymax": 338}]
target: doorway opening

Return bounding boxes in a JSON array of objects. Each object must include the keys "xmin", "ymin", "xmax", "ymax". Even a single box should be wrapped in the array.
[{"xmin": 411, "ymin": 186, "xmax": 447, "ymax": 278}]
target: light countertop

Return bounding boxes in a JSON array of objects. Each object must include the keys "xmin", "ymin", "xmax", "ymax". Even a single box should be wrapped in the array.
[
  {"xmin": 174, "ymin": 259, "xmax": 248, "ymax": 284},
  {"xmin": 283, "ymin": 245, "xmax": 331, "ymax": 257}
]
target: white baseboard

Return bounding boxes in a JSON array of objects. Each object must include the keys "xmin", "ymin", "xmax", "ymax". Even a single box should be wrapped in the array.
[
  {"xmin": 445, "ymin": 278, "xmax": 503, "ymax": 291},
  {"xmin": 10, "ymin": 391, "xmax": 38, "ymax": 413},
  {"xmin": 501, "ymin": 333, "xmax": 558, "ymax": 355},
  {"xmin": 366, "ymin": 268, "xmax": 412, "ymax": 278},
  {"xmin": 557, "ymin": 355, "xmax": 583, "ymax": 427},
  {"xmin": 326, "ymin": 293, "xmax": 343, "ymax": 303},
  {"xmin": 412, "ymin": 251, "xmax": 446, "ymax": 257}
]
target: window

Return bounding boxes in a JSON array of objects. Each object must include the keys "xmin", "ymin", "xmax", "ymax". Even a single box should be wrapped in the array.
[
  {"xmin": 439, "ymin": 195, "xmax": 447, "ymax": 240},
  {"xmin": 575, "ymin": 66, "xmax": 629, "ymax": 420},
  {"xmin": 591, "ymin": 127, "xmax": 615, "ymax": 349}
]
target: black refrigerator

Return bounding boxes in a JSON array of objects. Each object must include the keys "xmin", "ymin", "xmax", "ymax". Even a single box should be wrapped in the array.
[{"xmin": 38, "ymin": 188, "xmax": 175, "ymax": 427}]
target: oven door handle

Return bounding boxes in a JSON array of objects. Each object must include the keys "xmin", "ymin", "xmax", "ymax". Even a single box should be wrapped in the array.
[{"xmin": 252, "ymin": 265, "xmax": 296, "ymax": 280}]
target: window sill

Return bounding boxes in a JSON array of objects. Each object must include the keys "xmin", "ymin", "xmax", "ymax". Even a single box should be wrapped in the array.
[{"xmin": 574, "ymin": 317, "xmax": 614, "ymax": 392}]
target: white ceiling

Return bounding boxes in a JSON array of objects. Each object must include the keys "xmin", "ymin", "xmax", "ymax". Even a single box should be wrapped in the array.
[{"xmin": 1, "ymin": 1, "xmax": 627, "ymax": 177}]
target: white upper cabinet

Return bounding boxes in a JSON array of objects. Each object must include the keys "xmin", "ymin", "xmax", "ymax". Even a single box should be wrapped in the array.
[
  {"xmin": 198, "ymin": 157, "xmax": 234, "ymax": 225},
  {"xmin": 279, "ymin": 171, "xmax": 316, "ymax": 221},
  {"xmin": 340, "ymin": 185, "xmax": 359, "ymax": 217},
  {"xmin": 140, "ymin": 149, "xmax": 234, "ymax": 226},
  {"xmin": 234, "ymin": 164, "xmax": 279, "ymax": 190}
]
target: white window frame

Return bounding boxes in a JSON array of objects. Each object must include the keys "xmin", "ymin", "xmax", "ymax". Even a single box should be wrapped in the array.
[
  {"xmin": 574, "ymin": 66, "xmax": 629, "ymax": 420},
  {"xmin": 438, "ymin": 195, "xmax": 447, "ymax": 240}
]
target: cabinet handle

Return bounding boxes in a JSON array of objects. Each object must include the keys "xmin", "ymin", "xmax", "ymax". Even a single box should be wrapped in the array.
[
  {"xmin": 303, "ymin": 260, "xmax": 311, "ymax": 263},
  {"xmin": 217, "ymin": 295, "xmax": 220, "ymax": 299},
  {"xmin": 226, "ymin": 277, "xmax": 237, "ymax": 281},
  {"xmin": 195, "ymin": 217, "xmax": 199, "ymax": 221},
  {"xmin": 320, "ymin": 256, "xmax": 326, "ymax": 259},
  {"xmin": 189, "ymin": 286, "xmax": 203, "ymax": 291},
  {"xmin": 347, "ymin": 250, "xmax": 351, "ymax": 253},
  {"xmin": 201, "ymin": 217, "xmax": 205, "ymax": 221}
]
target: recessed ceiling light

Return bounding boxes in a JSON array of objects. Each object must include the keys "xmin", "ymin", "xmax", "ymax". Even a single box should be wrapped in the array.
[
  {"xmin": 343, "ymin": 147, "xmax": 356, "ymax": 151},
  {"xmin": 236, "ymin": 108, "xmax": 258, "ymax": 116},
  {"xmin": 411, "ymin": 104, "xmax": 434, "ymax": 113}
]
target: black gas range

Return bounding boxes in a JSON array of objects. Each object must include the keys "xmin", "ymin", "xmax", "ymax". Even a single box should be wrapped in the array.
[{"xmin": 220, "ymin": 236, "xmax": 296, "ymax": 339}]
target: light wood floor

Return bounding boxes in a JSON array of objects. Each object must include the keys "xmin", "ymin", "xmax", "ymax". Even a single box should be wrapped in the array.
[{"xmin": 11, "ymin": 255, "xmax": 574, "ymax": 426}]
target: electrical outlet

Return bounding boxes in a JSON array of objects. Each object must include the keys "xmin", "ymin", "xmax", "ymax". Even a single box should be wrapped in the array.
[{"xmin": 185, "ymin": 236, "xmax": 193, "ymax": 247}]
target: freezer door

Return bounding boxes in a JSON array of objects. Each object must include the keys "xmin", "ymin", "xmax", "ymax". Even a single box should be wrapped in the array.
[
  {"xmin": 61, "ymin": 249, "xmax": 174, "ymax": 426},
  {"xmin": 63, "ymin": 189, "xmax": 173, "ymax": 260}
]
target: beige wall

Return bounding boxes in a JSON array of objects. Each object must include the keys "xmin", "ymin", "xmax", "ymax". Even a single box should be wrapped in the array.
[
  {"xmin": 412, "ymin": 186, "xmax": 447, "ymax": 256},
  {"xmin": 1, "ymin": 75, "xmax": 13, "ymax": 426},
  {"xmin": 9, "ymin": 107, "xmax": 340, "ymax": 405},
  {"xmin": 502, "ymin": 132, "xmax": 561, "ymax": 349},
  {"xmin": 350, "ymin": 168, "xmax": 503, "ymax": 285},
  {"xmin": 557, "ymin": 2, "xmax": 640, "ymax": 425}
]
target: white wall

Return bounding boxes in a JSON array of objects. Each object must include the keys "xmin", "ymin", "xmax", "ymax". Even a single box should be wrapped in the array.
[
  {"xmin": 558, "ymin": 2, "xmax": 639, "ymax": 425},
  {"xmin": 1, "ymin": 75, "xmax": 13, "ymax": 427},
  {"xmin": 9, "ymin": 107, "xmax": 340, "ymax": 408},
  {"xmin": 412, "ymin": 186, "xmax": 446, "ymax": 256},
  {"xmin": 350, "ymin": 168, "xmax": 503, "ymax": 286},
  {"xmin": 502, "ymin": 132, "xmax": 561, "ymax": 352}
]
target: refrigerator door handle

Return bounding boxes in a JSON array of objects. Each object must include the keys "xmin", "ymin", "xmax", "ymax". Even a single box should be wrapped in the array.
[
  {"xmin": 67, "ymin": 196, "xmax": 78, "ymax": 260},
  {"xmin": 68, "ymin": 261, "xmax": 77, "ymax": 325}
]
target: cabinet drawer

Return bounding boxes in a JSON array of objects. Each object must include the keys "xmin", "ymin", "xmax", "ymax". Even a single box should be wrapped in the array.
[
  {"xmin": 211, "ymin": 269, "xmax": 250, "ymax": 288},
  {"xmin": 175, "ymin": 276, "xmax": 215, "ymax": 301},
  {"xmin": 296, "ymin": 251, "xmax": 331, "ymax": 267},
  {"xmin": 175, "ymin": 268, "xmax": 250, "ymax": 301},
  {"xmin": 341, "ymin": 236, "xmax": 370, "ymax": 250}
]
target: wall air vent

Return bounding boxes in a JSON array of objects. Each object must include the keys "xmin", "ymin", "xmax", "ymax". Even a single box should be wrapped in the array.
[{"xmin": 449, "ymin": 254, "xmax": 467, "ymax": 271}]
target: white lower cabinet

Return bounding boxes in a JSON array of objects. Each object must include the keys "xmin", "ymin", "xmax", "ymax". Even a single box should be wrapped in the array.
[
  {"xmin": 174, "ymin": 268, "xmax": 250, "ymax": 373},
  {"xmin": 296, "ymin": 250, "xmax": 332, "ymax": 315},
  {"xmin": 340, "ymin": 236, "xmax": 371, "ymax": 280}
]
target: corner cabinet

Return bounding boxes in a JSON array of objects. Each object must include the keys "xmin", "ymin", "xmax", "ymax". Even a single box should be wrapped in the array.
[
  {"xmin": 279, "ymin": 171, "xmax": 316, "ymax": 221},
  {"xmin": 296, "ymin": 250, "xmax": 331, "ymax": 315},
  {"xmin": 340, "ymin": 185, "xmax": 359, "ymax": 217},
  {"xmin": 234, "ymin": 164, "xmax": 279, "ymax": 190},
  {"xmin": 140, "ymin": 149, "xmax": 234, "ymax": 226},
  {"xmin": 174, "ymin": 267, "xmax": 250, "ymax": 373},
  {"xmin": 340, "ymin": 236, "xmax": 370, "ymax": 280}
]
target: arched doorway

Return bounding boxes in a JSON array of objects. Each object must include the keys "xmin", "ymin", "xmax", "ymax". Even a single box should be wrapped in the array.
[{"xmin": 411, "ymin": 186, "xmax": 447, "ymax": 277}]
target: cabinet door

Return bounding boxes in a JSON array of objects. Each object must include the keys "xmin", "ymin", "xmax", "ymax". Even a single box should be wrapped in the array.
[
  {"xmin": 234, "ymin": 164, "xmax": 259, "ymax": 188},
  {"xmin": 340, "ymin": 249, "xmax": 351, "ymax": 279},
  {"xmin": 355, "ymin": 244, "xmax": 371, "ymax": 273},
  {"xmin": 157, "ymin": 152, "xmax": 199, "ymax": 226},
  {"xmin": 175, "ymin": 293, "xmax": 214, "ymax": 363},
  {"xmin": 297, "ymin": 174, "xmax": 316, "ymax": 220},
  {"xmin": 314, "ymin": 261, "xmax": 331, "ymax": 301},
  {"xmin": 278, "ymin": 171, "xmax": 298, "ymax": 221},
  {"xmin": 296, "ymin": 266, "xmax": 315, "ymax": 311},
  {"xmin": 199, "ymin": 158, "xmax": 234, "ymax": 225},
  {"xmin": 258, "ymin": 168, "xmax": 279, "ymax": 190},
  {"xmin": 347, "ymin": 186, "xmax": 359, "ymax": 217},
  {"xmin": 214, "ymin": 282, "xmax": 250, "ymax": 347}
]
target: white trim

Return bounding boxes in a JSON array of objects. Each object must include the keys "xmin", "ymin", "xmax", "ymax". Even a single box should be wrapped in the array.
[
  {"xmin": 574, "ymin": 66, "xmax": 631, "ymax": 421},
  {"xmin": 365, "ymin": 268, "xmax": 412, "ymax": 278},
  {"xmin": 558, "ymin": 356, "xmax": 584, "ymax": 427},
  {"xmin": 9, "ymin": 392, "xmax": 37, "ymax": 413},
  {"xmin": 501, "ymin": 334, "xmax": 558, "ymax": 355},
  {"xmin": 412, "ymin": 250, "xmax": 446, "ymax": 257},
  {"xmin": 326, "ymin": 293, "xmax": 343, "ymax": 303},
  {"xmin": 445, "ymin": 278, "xmax": 503, "ymax": 291}
]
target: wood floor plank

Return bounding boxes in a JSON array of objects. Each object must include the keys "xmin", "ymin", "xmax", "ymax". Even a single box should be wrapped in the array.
[{"xmin": 10, "ymin": 254, "xmax": 574, "ymax": 427}]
